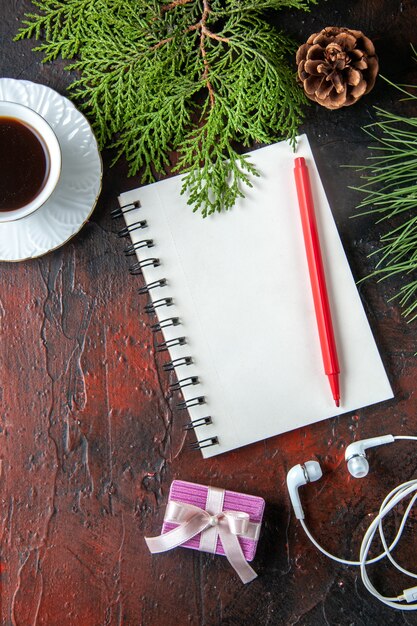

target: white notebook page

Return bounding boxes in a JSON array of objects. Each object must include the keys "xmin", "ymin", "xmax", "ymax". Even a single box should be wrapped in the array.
[{"xmin": 118, "ymin": 135, "xmax": 393, "ymax": 458}]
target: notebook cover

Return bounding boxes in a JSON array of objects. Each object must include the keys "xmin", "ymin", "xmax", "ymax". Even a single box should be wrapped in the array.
[{"xmin": 118, "ymin": 135, "xmax": 393, "ymax": 458}]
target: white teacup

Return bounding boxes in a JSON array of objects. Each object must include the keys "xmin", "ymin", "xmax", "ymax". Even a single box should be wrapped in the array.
[{"xmin": 0, "ymin": 101, "xmax": 61, "ymax": 222}]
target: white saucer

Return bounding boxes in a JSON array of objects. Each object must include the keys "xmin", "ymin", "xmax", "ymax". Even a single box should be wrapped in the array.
[{"xmin": 0, "ymin": 78, "xmax": 102, "ymax": 261}]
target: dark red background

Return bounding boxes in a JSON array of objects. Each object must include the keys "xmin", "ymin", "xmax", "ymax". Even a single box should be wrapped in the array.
[{"xmin": 1, "ymin": 1, "xmax": 417, "ymax": 624}]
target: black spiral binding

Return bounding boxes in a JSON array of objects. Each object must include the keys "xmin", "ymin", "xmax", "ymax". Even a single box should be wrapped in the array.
[
  {"xmin": 183, "ymin": 416, "xmax": 212, "ymax": 430},
  {"xmin": 118, "ymin": 220, "xmax": 148, "ymax": 238},
  {"xmin": 128, "ymin": 257, "xmax": 160, "ymax": 275},
  {"xmin": 145, "ymin": 297, "xmax": 173, "ymax": 314},
  {"xmin": 163, "ymin": 356, "xmax": 192, "ymax": 371},
  {"xmin": 111, "ymin": 200, "xmax": 140, "ymax": 219},
  {"xmin": 189, "ymin": 436, "xmax": 219, "ymax": 450},
  {"xmin": 177, "ymin": 396, "xmax": 205, "ymax": 410},
  {"xmin": 156, "ymin": 336, "xmax": 186, "ymax": 352},
  {"xmin": 125, "ymin": 240, "xmax": 154, "ymax": 256},
  {"xmin": 139, "ymin": 279, "xmax": 167, "ymax": 295},
  {"xmin": 151, "ymin": 317, "xmax": 180, "ymax": 331},
  {"xmin": 170, "ymin": 376, "xmax": 199, "ymax": 390},
  {"xmin": 114, "ymin": 199, "xmax": 218, "ymax": 452}
]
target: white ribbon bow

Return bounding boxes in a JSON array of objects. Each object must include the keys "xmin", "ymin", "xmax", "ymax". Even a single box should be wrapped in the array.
[{"xmin": 145, "ymin": 500, "xmax": 258, "ymax": 584}]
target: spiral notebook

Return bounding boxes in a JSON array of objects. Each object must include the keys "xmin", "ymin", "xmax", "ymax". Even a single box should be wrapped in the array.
[{"xmin": 116, "ymin": 135, "xmax": 393, "ymax": 458}]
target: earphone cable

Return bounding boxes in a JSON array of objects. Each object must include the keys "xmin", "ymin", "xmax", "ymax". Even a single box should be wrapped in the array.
[
  {"xmin": 393, "ymin": 436, "xmax": 417, "ymax": 442},
  {"xmin": 300, "ymin": 486, "xmax": 417, "ymax": 608},
  {"xmin": 359, "ymin": 480, "xmax": 417, "ymax": 609},
  {"xmin": 377, "ymin": 487, "xmax": 417, "ymax": 579},
  {"xmin": 300, "ymin": 519, "xmax": 360, "ymax": 566},
  {"xmin": 299, "ymin": 480, "xmax": 417, "ymax": 568},
  {"xmin": 292, "ymin": 434, "xmax": 417, "ymax": 609},
  {"xmin": 299, "ymin": 518, "xmax": 403, "ymax": 567}
]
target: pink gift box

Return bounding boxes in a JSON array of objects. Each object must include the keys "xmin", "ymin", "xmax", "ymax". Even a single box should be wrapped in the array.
[{"xmin": 162, "ymin": 479, "xmax": 265, "ymax": 562}]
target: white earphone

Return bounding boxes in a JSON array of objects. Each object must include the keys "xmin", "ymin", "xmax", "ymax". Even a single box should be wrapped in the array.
[
  {"xmin": 344, "ymin": 434, "xmax": 395, "ymax": 478},
  {"xmin": 286, "ymin": 434, "xmax": 417, "ymax": 610},
  {"xmin": 287, "ymin": 460, "xmax": 322, "ymax": 520}
]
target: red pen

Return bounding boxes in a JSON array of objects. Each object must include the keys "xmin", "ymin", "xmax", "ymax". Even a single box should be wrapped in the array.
[{"xmin": 293, "ymin": 157, "xmax": 340, "ymax": 407}]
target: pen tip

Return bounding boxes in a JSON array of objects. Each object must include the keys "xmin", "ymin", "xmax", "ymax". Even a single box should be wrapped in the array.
[{"xmin": 335, "ymin": 399, "xmax": 340, "ymax": 408}]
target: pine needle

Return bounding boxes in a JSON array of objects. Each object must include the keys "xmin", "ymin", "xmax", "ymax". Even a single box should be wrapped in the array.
[{"xmin": 351, "ymin": 69, "xmax": 417, "ymax": 321}]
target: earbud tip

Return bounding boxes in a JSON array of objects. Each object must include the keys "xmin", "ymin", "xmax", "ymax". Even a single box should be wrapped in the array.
[
  {"xmin": 347, "ymin": 456, "xmax": 369, "ymax": 478},
  {"xmin": 304, "ymin": 460, "xmax": 323, "ymax": 482}
]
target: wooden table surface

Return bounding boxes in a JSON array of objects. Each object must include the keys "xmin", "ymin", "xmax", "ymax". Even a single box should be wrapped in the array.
[{"xmin": 2, "ymin": 1, "xmax": 417, "ymax": 624}]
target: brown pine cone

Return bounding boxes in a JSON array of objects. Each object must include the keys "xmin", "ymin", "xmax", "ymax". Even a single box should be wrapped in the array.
[{"xmin": 296, "ymin": 27, "xmax": 379, "ymax": 109}]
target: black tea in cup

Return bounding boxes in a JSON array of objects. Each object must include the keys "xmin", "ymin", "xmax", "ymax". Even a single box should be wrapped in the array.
[{"xmin": 0, "ymin": 117, "xmax": 50, "ymax": 212}]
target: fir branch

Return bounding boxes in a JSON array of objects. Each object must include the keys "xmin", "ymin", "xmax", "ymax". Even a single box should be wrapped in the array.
[
  {"xmin": 16, "ymin": 0, "xmax": 316, "ymax": 216},
  {"xmin": 16, "ymin": 0, "xmax": 105, "ymax": 60}
]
